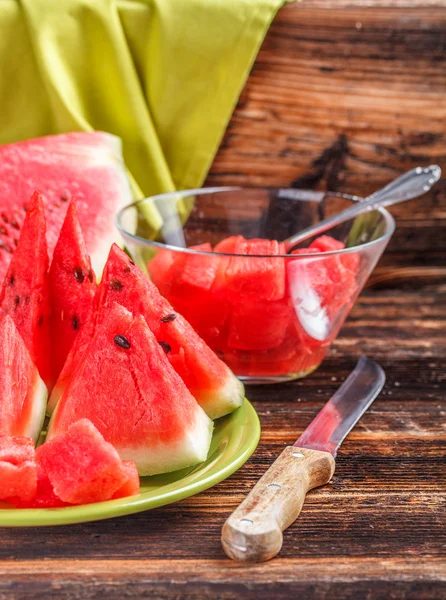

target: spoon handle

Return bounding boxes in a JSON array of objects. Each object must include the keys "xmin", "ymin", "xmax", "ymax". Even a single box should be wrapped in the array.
[{"xmin": 286, "ymin": 165, "xmax": 441, "ymax": 251}]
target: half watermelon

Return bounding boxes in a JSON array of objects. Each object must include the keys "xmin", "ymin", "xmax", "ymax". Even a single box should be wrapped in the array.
[
  {"xmin": 48, "ymin": 303, "xmax": 214, "ymax": 475},
  {"xmin": 0, "ymin": 131, "xmax": 134, "ymax": 280}
]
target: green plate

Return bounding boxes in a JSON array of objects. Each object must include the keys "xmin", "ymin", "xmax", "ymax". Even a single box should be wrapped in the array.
[{"xmin": 0, "ymin": 400, "xmax": 259, "ymax": 527}]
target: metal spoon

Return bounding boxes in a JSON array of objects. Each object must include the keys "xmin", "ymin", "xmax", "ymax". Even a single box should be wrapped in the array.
[{"xmin": 285, "ymin": 165, "xmax": 441, "ymax": 252}]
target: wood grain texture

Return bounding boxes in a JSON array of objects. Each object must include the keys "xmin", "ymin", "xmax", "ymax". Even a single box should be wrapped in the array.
[{"xmin": 0, "ymin": 1, "xmax": 445, "ymax": 598}]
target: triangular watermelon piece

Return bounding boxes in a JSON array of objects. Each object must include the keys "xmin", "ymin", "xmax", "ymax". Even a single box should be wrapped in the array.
[
  {"xmin": 49, "ymin": 201, "xmax": 97, "ymax": 380},
  {"xmin": 48, "ymin": 303, "xmax": 213, "ymax": 475},
  {"xmin": 49, "ymin": 245, "xmax": 244, "ymax": 420},
  {"xmin": 0, "ymin": 191, "xmax": 53, "ymax": 388},
  {"xmin": 0, "ymin": 315, "xmax": 47, "ymax": 442}
]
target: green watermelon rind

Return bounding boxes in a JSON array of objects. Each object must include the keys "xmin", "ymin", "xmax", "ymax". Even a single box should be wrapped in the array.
[
  {"xmin": 26, "ymin": 376, "xmax": 48, "ymax": 444},
  {"xmin": 199, "ymin": 374, "xmax": 245, "ymax": 421}
]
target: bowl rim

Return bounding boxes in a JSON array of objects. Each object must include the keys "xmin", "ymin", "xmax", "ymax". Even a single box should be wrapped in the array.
[{"xmin": 115, "ymin": 186, "xmax": 396, "ymax": 259}]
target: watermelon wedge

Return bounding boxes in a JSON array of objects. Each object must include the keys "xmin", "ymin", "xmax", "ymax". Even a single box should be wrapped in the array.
[
  {"xmin": 49, "ymin": 202, "xmax": 97, "ymax": 380},
  {"xmin": 48, "ymin": 303, "xmax": 214, "ymax": 475},
  {"xmin": 49, "ymin": 245, "xmax": 244, "ymax": 420},
  {"xmin": 0, "ymin": 191, "xmax": 53, "ymax": 388},
  {"xmin": 0, "ymin": 315, "xmax": 47, "ymax": 442},
  {"xmin": 0, "ymin": 436, "xmax": 37, "ymax": 503},
  {"xmin": 38, "ymin": 419, "xmax": 129, "ymax": 504},
  {"xmin": 0, "ymin": 131, "xmax": 134, "ymax": 280}
]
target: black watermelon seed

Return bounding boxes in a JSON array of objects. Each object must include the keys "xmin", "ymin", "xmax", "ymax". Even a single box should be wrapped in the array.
[
  {"xmin": 123, "ymin": 266, "xmax": 131, "ymax": 273},
  {"xmin": 160, "ymin": 313, "xmax": 177, "ymax": 323},
  {"xmin": 4, "ymin": 244, "xmax": 12, "ymax": 253},
  {"xmin": 87, "ymin": 270, "xmax": 94, "ymax": 283},
  {"xmin": 1, "ymin": 213, "xmax": 8, "ymax": 224},
  {"xmin": 13, "ymin": 239, "xmax": 18, "ymax": 247},
  {"xmin": 72, "ymin": 315, "xmax": 79, "ymax": 331},
  {"xmin": 24, "ymin": 295, "xmax": 30, "ymax": 305},
  {"xmin": 10, "ymin": 219, "xmax": 19, "ymax": 230},
  {"xmin": 110, "ymin": 279, "xmax": 123, "ymax": 291},
  {"xmin": 0, "ymin": 227, "xmax": 6, "ymax": 234},
  {"xmin": 38, "ymin": 315, "xmax": 44, "ymax": 326},
  {"xmin": 9, "ymin": 275, "xmax": 14, "ymax": 286},
  {"xmin": 14, "ymin": 296, "xmax": 20, "ymax": 308},
  {"xmin": 114, "ymin": 334, "xmax": 130, "ymax": 349},
  {"xmin": 60, "ymin": 190, "xmax": 71, "ymax": 202},
  {"xmin": 74, "ymin": 267, "xmax": 85, "ymax": 283},
  {"xmin": 129, "ymin": 259, "xmax": 135, "ymax": 266},
  {"xmin": 23, "ymin": 205, "xmax": 28, "ymax": 212},
  {"xmin": 158, "ymin": 341, "xmax": 171, "ymax": 354}
]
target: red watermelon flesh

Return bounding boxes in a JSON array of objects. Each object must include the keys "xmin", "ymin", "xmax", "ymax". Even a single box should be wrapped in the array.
[
  {"xmin": 112, "ymin": 461, "xmax": 140, "ymax": 499},
  {"xmin": 48, "ymin": 304, "xmax": 213, "ymax": 475},
  {"xmin": 288, "ymin": 237, "xmax": 359, "ymax": 342},
  {"xmin": 0, "ymin": 131, "xmax": 133, "ymax": 281},
  {"xmin": 39, "ymin": 419, "xmax": 128, "ymax": 504},
  {"xmin": 0, "ymin": 315, "xmax": 47, "ymax": 442},
  {"xmin": 0, "ymin": 436, "xmax": 37, "ymax": 503},
  {"xmin": 225, "ymin": 237, "xmax": 285, "ymax": 301},
  {"xmin": 49, "ymin": 201, "xmax": 97, "ymax": 380},
  {"xmin": 6, "ymin": 462, "xmax": 69, "ymax": 509},
  {"xmin": 227, "ymin": 300, "xmax": 291, "ymax": 351},
  {"xmin": 0, "ymin": 191, "xmax": 53, "ymax": 388}
]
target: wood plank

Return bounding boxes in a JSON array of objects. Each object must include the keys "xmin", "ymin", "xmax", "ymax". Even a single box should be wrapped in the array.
[{"xmin": 0, "ymin": 558, "xmax": 445, "ymax": 600}]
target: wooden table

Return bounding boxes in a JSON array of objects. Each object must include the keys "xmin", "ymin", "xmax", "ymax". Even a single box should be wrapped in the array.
[{"xmin": 1, "ymin": 1, "xmax": 445, "ymax": 597}]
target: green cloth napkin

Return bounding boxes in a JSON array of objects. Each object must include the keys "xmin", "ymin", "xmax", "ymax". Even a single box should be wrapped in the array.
[{"xmin": 0, "ymin": 0, "xmax": 285, "ymax": 198}]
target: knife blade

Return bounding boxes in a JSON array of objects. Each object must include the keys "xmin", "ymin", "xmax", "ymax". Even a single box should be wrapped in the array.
[{"xmin": 221, "ymin": 356, "xmax": 385, "ymax": 563}]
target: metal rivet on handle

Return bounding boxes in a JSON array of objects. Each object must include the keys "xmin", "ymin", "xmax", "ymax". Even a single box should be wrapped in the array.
[{"xmin": 268, "ymin": 483, "xmax": 281, "ymax": 490}]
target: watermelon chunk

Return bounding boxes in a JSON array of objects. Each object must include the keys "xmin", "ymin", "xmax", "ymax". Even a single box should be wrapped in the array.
[
  {"xmin": 48, "ymin": 304, "xmax": 214, "ymax": 475},
  {"xmin": 0, "ymin": 191, "xmax": 53, "ymax": 388},
  {"xmin": 49, "ymin": 202, "xmax": 97, "ymax": 380},
  {"xmin": 50, "ymin": 245, "xmax": 244, "ymax": 420},
  {"xmin": 112, "ymin": 461, "xmax": 140, "ymax": 499},
  {"xmin": 0, "ymin": 132, "xmax": 134, "ymax": 280},
  {"xmin": 38, "ymin": 419, "xmax": 128, "ymax": 504},
  {"xmin": 288, "ymin": 237, "xmax": 359, "ymax": 342},
  {"xmin": 0, "ymin": 315, "xmax": 47, "ymax": 441},
  {"xmin": 225, "ymin": 237, "xmax": 285, "ymax": 301},
  {"xmin": 6, "ymin": 462, "xmax": 69, "ymax": 509},
  {"xmin": 0, "ymin": 436, "xmax": 37, "ymax": 503},
  {"xmin": 227, "ymin": 300, "xmax": 291, "ymax": 351}
]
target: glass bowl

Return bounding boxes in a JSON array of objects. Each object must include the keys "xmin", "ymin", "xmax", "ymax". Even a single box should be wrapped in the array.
[{"xmin": 116, "ymin": 187, "xmax": 395, "ymax": 384}]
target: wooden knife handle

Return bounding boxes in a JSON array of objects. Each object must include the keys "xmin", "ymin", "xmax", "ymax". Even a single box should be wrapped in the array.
[{"xmin": 221, "ymin": 446, "xmax": 335, "ymax": 563}]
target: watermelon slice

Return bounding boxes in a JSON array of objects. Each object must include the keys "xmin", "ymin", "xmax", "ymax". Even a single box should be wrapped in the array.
[
  {"xmin": 0, "ymin": 315, "xmax": 47, "ymax": 442},
  {"xmin": 49, "ymin": 202, "xmax": 97, "ymax": 380},
  {"xmin": 0, "ymin": 131, "xmax": 134, "ymax": 280},
  {"xmin": 0, "ymin": 436, "xmax": 37, "ymax": 503},
  {"xmin": 48, "ymin": 304, "xmax": 214, "ymax": 475},
  {"xmin": 0, "ymin": 191, "xmax": 53, "ymax": 388},
  {"xmin": 49, "ymin": 245, "xmax": 244, "ymax": 420},
  {"xmin": 38, "ymin": 419, "xmax": 129, "ymax": 504}
]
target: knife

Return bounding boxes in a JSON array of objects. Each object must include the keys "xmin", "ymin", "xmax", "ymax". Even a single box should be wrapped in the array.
[{"xmin": 221, "ymin": 356, "xmax": 385, "ymax": 562}]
